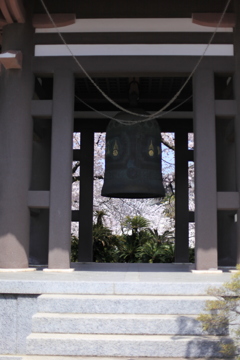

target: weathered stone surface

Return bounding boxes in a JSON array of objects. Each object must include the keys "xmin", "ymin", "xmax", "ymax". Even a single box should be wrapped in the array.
[
  {"xmin": 0, "ymin": 295, "xmax": 17, "ymax": 354},
  {"xmin": 16, "ymin": 296, "xmax": 38, "ymax": 354},
  {"xmin": 26, "ymin": 333, "xmax": 227, "ymax": 357},
  {"xmin": 37, "ymin": 294, "xmax": 215, "ymax": 315},
  {"xmin": 32, "ymin": 313, "xmax": 208, "ymax": 335}
]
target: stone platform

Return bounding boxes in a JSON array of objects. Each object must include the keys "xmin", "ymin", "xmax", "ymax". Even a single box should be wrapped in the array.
[
  {"xmin": 0, "ymin": 263, "xmax": 235, "ymax": 359},
  {"xmin": 0, "ymin": 263, "xmax": 234, "ymax": 295}
]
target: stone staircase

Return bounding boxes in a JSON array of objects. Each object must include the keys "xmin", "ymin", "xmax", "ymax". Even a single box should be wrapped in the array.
[{"xmin": 24, "ymin": 293, "xmax": 230, "ymax": 358}]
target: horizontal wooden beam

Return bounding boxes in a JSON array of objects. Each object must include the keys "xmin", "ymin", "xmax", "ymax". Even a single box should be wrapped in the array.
[
  {"xmin": 28, "ymin": 191, "xmax": 50, "ymax": 209},
  {"xmin": 34, "ymin": 32, "xmax": 233, "ymax": 45},
  {"xmin": 31, "ymin": 100, "xmax": 52, "ymax": 117},
  {"xmin": 74, "ymin": 118, "xmax": 193, "ymax": 132},
  {"xmin": 215, "ymin": 100, "xmax": 236, "ymax": 117},
  {"xmin": 73, "ymin": 210, "xmax": 196, "ymax": 223},
  {"xmin": 35, "ymin": 44, "xmax": 233, "ymax": 57},
  {"xmin": 33, "ymin": 56, "xmax": 234, "ymax": 75},
  {"xmin": 73, "ymin": 149, "xmax": 81, "ymax": 161},
  {"xmin": 192, "ymin": 13, "xmax": 235, "ymax": 28},
  {"xmin": 74, "ymin": 111, "xmax": 193, "ymax": 120},
  {"xmin": 217, "ymin": 192, "xmax": 239, "ymax": 210},
  {"xmin": 72, "ymin": 210, "xmax": 79, "ymax": 222},
  {"xmin": 0, "ymin": 0, "xmax": 25, "ymax": 25},
  {"xmin": 189, "ymin": 211, "xmax": 195, "ymax": 222},
  {"xmin": 33, "ymin": 14, "xmax": 76, "ymax": 29},
  {"xmin": 0, "ymin": 51, "xmax": 22, "ymax": 69},
  {"xmin": 188, "ymin": 150, "xmax": 194, "ymax": 162}
]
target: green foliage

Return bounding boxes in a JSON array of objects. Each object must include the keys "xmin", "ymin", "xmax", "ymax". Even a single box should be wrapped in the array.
[
  {"xmin": 137, "ymin": 240, "xmax": 175, "ymax": 263},
  {"xmin": 92, "ymin": 210, "xmax": 123, "ymax": 263},
  {"xmin": 71, "ymin": 213, "xmax": 195, "ymax": 264},
  {"xmin": 118, "ymin": 235, "xmax": 140, "ymax": 263},
  {"xmin": 161, "ymin": 193, "xmax": 175, "ymax": 220},
  {"xmin": 121, "ymin": 215, "xmax": 151, "ymax": 235},
  {"xmin": 198, "ymin": 266, "xmax": 240, "ymax": 359},
  {"xmin": 71, "ymin": 234, "xmax": 79, "ymax": 262},
  {"xmin": 92, "ymin": 223, "xmax": 122, "ymax": 263},
  {"xmin": 189, "ymin": 247, "xmax": 195, "ymax": 263}
]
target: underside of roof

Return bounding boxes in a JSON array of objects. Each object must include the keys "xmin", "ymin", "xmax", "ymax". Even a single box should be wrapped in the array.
[{"xmin": 33, "ymin": 0, "xmax": 234, "ymax": 19}]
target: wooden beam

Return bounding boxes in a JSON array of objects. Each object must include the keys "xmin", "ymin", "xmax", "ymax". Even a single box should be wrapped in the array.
[
  {"xmin": 215, "ymin": 100, "xmax": 237, "ymax": 117},
  {"xmin": 189, "ymin": 211, "xmax": 195, "ymax": 222},
  {"xmin": 28, "ymin": 191, "xmax": 50, "ymax": 209},
  {"xmin": 188, "ymin": 150, "xmax": 194, "ymax": 162},
  {"xmin": 33, "ymin": 14, "xmax": 76, "ymax": 29},
  {"xmin": 71, "ymin": 210, "xmax": 79, "ymax": 222},
  {"xmin": 74, "ymin": 118, "xmax": 193, "ymax": 132},
  {"xmin": 0, "ymin": 0, "xmax": 13, "ymax": 23},
  {"xmin": 7, "ymin": 0, "xmax": 26, "ymax": 23},
  {"xmin": 33, "ymin": 56, "xmax": 235, "ymax": 76},
  {"xmin": 31, "ymin": 100, "xmax": 52, "ymax": 118},
  {"xmin": 34, "ymin": 32, "xmax": 233, "ymax": 46},
  {"xmin": 192, "ymin": 13, "xmax": 235, "ymax": 28},
  {"xmin": 74, "ymin": 111, "xmax": 193, "ymax": 120},
  {"xmin": 0, "ymin": 51, "xmax": 22, "ymax": 69},
  {"xmin": 217, "ymin": 192, "xmax": 239, "ymax": 210},
  {"xmin": 73, "ymin": 149, "xmax": 81, "ymax": 161}
]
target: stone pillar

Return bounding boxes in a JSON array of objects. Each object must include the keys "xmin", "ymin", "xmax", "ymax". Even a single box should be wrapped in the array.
[
  {"xmin": 193, "ymin": 69, "xmax": 218, "ymax": 270},
  {"xmin": 78, "ymin": 130, "xmax": 94, "ymax": 262},
  {"xmin": 234, "ymin": 0, "xmax": 240, "ymax": 264},
  {"xmin": 0, "ymin": 10, "xmax": 34, "ymax": 268},
  {"xmin": 48, "ymin": 69, "xmax": 74, "ymax": 269},
  {"xmin": 175, "ymin": 129, "xmax": 189, "ymax": 263}
]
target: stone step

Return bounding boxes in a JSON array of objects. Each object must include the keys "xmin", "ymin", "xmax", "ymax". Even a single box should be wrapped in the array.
[
  {"xmin": 32, "ymin": 313, "xmax": 223, "ymax": 335},
  {"xmin": 38, "ymin": 294, "xmax": 215, "ymax": 315},
  {"xmin": 26, "ymin": 333, "xmax": 230, "ymax": 357},
  {"xmin": 1, "ymin": 357, "xmax": 227, "ymax": 360}
]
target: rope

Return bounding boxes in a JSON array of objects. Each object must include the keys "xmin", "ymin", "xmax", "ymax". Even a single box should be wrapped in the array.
[
  {"xmin": 40, "ymin": 0, "xmax": 232, "ymax": 123},
  {"xmin": 75, "ymin": 94, "xmax": 193, "ymax": 125}
]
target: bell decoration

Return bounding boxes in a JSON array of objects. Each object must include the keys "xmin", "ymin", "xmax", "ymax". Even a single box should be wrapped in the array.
[{"xmin": 101, "ymin": 111, "xmax": 165, "ymax": 198}]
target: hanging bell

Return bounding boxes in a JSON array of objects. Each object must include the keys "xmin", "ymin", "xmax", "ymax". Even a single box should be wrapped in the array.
[{"xmin": 101, "ymin": 111, "xmax": 165, "ymax": 198}]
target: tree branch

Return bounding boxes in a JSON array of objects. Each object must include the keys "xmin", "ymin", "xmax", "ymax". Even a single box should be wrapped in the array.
[{"xmin": 161, "ymin": 136, "xmax": 175, "ymax": 151}]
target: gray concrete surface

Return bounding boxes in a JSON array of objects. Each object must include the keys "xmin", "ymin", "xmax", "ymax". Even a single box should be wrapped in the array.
[
  {"xmin": 32, "ymin": 313, "xmax": 212, "ymax": 335},
  {"xmin": 26, "ymin": 333, "xmax": 227, "ymax": 357},
  {"xmin": 0, "ymin": 263, "xmax": 234, "ymax": 295}
]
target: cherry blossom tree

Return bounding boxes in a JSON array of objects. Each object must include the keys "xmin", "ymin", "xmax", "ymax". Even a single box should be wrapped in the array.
[{"xmin": 71, "ymin": 131, "xmax": 195, "ymax": 247}]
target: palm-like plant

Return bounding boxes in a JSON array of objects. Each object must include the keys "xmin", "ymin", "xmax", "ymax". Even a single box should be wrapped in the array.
[
  {"xmin": 93, "ymin": 210, "xmax": 122, "ymax": 262},
  {"xmin": 137, "ymin": 239, "xmax": 175, "ymax": 263},
  {"xmin": 121, "ymin": 215, "xmax": 150, "ymax": 235}
]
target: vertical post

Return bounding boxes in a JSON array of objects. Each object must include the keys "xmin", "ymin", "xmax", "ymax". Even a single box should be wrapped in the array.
[
  {"xmin": 48, "ymin": 69, "xmax": 74, "ymax": 269},
  {"xmin": 78, "ymin": 130, "xmax": 94, "ymax": 262},
  {"xmin": 175, "ymin": 129, "xmax": 189, "ymax": 263},
  {"xmin": 29, "ymin": 125, "xmax": 51, "ymax": 265},
  {"xmin": 0, "ymin": 9, "xmax": 34, "ymax": 268},
  {"xmin": 234, "ymin": 0, "xmax": 240, "ymax": 264},
  {"xmin": 193, "ymin": 69, "xmax": 218, "ymax": 270}
]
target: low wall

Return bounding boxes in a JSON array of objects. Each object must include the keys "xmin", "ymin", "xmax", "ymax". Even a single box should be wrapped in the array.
[{"xmin": 0, "ymin": 295, "xmax": 38, "ymax": 356}]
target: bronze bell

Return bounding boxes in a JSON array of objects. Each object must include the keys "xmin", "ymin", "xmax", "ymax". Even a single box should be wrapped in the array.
[{"xmin": 101, "ymin": 111, "xmax": 165, "ymax": 198}]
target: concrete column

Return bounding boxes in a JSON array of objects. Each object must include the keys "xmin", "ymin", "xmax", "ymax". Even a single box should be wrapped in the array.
[
  {"xmin": 234, "ymin": 0, "xmax": 240, "ymax": 264},
  {"xmin": 0, "ymin": 10, "xmax": 34, "ymax": 267},
  {"xmin": 175, "ymin": 130, "xmax": 189, "ymax": 263},
  {"xmin": 78, "ymin": 130, "xmax": 94, "ymax": 262},
  {"xmin": 48, "ymin": 69, "xmax": 74, "ymax": 269},
  {"xmin": 193, "ymin": 69, "xmax": 218, "ymax": 270}
]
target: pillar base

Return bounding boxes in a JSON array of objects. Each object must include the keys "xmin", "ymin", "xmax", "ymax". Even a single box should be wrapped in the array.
[
  {"xmin": 43, "ymin": 268, "xmax": 74, "ymax": 272},
  {"xmin": 191, "ymin": 269, "xmax": 223, "ymax": 274},
  {"xmin": 0, "ymin": 268, "xmax": 36, "ymax": 272}
]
